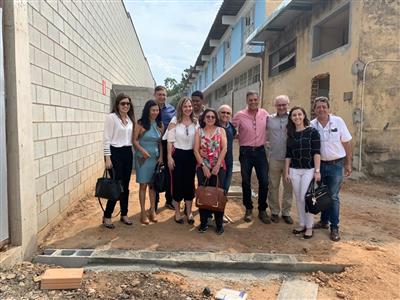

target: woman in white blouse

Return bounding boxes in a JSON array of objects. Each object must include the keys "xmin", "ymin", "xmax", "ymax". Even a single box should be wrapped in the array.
[
  {"xmin": 167, "ymin": 97, "xmax": 197, "ymax": 224},
  {"xmin": 103, "ymin": 93, "xmax": 135, "ymax": 229}
]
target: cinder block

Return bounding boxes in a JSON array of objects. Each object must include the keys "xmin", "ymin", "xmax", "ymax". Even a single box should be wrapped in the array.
[
  {"xmin": 63, "ymin": 150, "xmax": 73, "ymax": 165},
  {"xmin": 40, "ymin": 189, "xmax": 54, "ymax": 211},
  {"xmin": 67, "ymin": 135, "xmax": 77, "ymax": 150},
  {"xmin": 68, "ymin": 162, "xmax": 77, "ymax": 177},
  {"xmin": 39, "ymin": 156, "xmax": 53, "ymax": 176},
  {"xmin": 62, "ymin": 123, "xmax": 72, "ymax": 136},
  {"xmin": 59, "ymin": 194, "xmax": 70, "ymax": 211},
  {"xmin": 54, "ymin": 74, "xmax": 64, "ymax": 90},
  {"xmin": 40, "ymin": 34, "xmax": 54, "ymax": 56},
  {"xmin": 42, "ymin": 69, "xmax": 55, "ymax": 88},
  {"xmin": 57, "ymin": 137, "xmax": 68, "ymax": 153},
  {"xmin": 56, "ymin": 107, "xmax": 66, "ymax": 121},
  {"xmin": 53, "ymin": 152, "xmax": 64, "ymax": 170},
  {"xmin": 49, "ymin": 57, "xmax": 61, "ymax": 75},
  {"xmin": 46, "ymin": 169, "xmax": 59, "ymax": 190},
  {"xmin": 35, "ymin": 175, "xmax": 47, "ymax": 195},
  {"xmin": 34, "ymin": 47, "xmax": 49, "ymax": 69},
  {"xmin": 59, "ymin": 32, "xmax": 69, "ymax": 50},
  {"xmin": 43, "ymin": 105, "xmax": 56, "ymax": 122},
  {"xmin": 37, "ymin": 210, "xmax": 48, "ymax": 231},
  {"xmin": 69, "ymin": 41, "xmax": 78, "ymax": 56},
  {"xmin": 60, "ymin": 62, "xmax": 70, "ymax": 78},
  {"xmin": 36, "ymin": 86, "xmax": 50, "ymax": 104},
  {"xmin": 37, "ymin": 123, "xmax": 51, "ymax": 140},
  {"xmin": 47, "ymin": 23, "xmax": 60, "ymax": 43},
  {"xmin": 64, "ymin": 177, "xmax": 74, "ymax": 194},
  {"xmin": 53, "ymin": 12, "xmax": 64, "ymax": 31},
  {"xmin": 34, "ymin": 141, "xmax": 45, "ymax": 159},
  {"xmin": 32, "ymin": 8, "xmax": 47, "ymax": 34},
  {"xmin": 58, "ymin": 165, "xmax": 69, "ymax": 182},
  {"xmin": 31, "ymin": 84, "xmax": 37, "ymax": 103},
  {"xmin": 66, "ymin": 108, "xmax": 75, "ymax": 121},
  {"xmin": 51, "ymin": 123, "xmax": 62, "ymax": 138},
  {"xmin": 50, "ymin": 89, "xmax": 61, "ymax": 105},
  {"xmin": 32, "ymin": 104, "xmax": 44, "ymax": 122},
  {"xmin": 47, "ymin": 200, "xmax": 60, "ymax": 222},
  {"xmin": 29, "ymin": 26, "xmax": 41, "ymax": 48},
  {"xmin": 60, "ymin": 92, "xmax": 71, "ymax": 107},
  {"xmin": 54, "ymin": 183, "xmax": 65, "ymax": 202},
  {"xmin": 71, "ymin": 123, "xmax": 79, "ymax": 135},
  {"xmin": 54, "ymin": 44, "xmax": 65, "ymax": 61},
  {"xmin": 32, "ymin": 123, "xmax": 38, "ymax": 141},
  {"xmin": 45, "ymin": 138, "xmax": 58, "ymax": 156},
  {"xmin": 40, "ymin": 0, "xmax": 54, "ymax": 23},
  {"xmin": 73, "ymin": 173, "xmax": 81, "ymax": 188},
  {"xmin": 30, "ymin": 65, "xmax": 43, "ymax": 85}
]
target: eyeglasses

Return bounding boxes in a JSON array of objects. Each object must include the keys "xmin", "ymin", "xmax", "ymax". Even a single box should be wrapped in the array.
[
  {"xmin": 120, "ymin": 102, "xmax": 131, "ymax": 106},
  {"xmin": 220, "ymin": 111, "xmax": 231, "ymax": 115},
  {"xmin": 205, "ymin": 115, "xmax": 216, "ymax": 119},
  {"xmin": 276, "ymin": 103, "xmax": 288, "ymax": 107}
]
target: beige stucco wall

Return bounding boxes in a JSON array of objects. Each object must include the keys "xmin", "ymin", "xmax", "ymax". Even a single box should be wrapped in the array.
[{"xmin": 356, "ymin": 0, "xmax": 400, "ymax": 176}]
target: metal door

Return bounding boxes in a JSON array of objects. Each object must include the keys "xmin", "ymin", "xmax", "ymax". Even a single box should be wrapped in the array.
[{"xmin": 0, "ymin": 5, "xmax": 9, "ymax": 247}]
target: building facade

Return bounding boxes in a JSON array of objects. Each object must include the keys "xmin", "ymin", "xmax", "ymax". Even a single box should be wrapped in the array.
[
  {"xmin": 250, "ymin": 0, "xmax": 399, "ymax": 177},
  {"xmin": 186, "ymin": 0, "xmax": 281, "ymax": 113},
  {"xmin": 1, "ymin": 0, "xmax": 154, "ymax": 263}
]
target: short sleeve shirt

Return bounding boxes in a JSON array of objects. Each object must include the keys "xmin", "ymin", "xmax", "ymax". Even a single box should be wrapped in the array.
[
  {"xmin": 310, "ymin": 114, "xmax": 352, "ymax": 161},
  {"xmin": 232, "ymin": 108, "xmax": 269, "ymax": 147}
]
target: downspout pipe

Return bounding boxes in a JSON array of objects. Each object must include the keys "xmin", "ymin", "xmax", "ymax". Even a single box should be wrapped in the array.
[{"xmin": 358, "ymin": 59, "xmax": 400, "ymax": 172}]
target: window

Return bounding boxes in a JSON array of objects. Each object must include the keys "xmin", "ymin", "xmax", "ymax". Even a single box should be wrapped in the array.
[
  {"xmin": 212, "ymin": 56, "xmax": 217, "ymax": 81},
  {"xmin": 204, "ymin": 66, "xmax": 209, "ymax": 86},
  {"xmin": 312, "ymin": 4, "xmax": 350, "ymax": 58},
  {"xmin": 223, "ymin": 35, "xmax": 231, "ymax": 70},
  {"xmin": 242, "ymin": 6, "xmax": 255, "ymax": 52},
  {"xmin": 269, "ymin": 40, "xmax": 296, "ymax": 77}
]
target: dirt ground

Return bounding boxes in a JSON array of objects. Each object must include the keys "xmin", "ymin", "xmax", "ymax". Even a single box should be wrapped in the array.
[{"xmin": 34, "ymin": 171, "xmax": 400, "ymax": 299}]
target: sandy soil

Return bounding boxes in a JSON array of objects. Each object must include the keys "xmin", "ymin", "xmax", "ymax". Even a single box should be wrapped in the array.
[{"xmin": 37, "ymin": 173, "xmax": 400, "ymax": 299}]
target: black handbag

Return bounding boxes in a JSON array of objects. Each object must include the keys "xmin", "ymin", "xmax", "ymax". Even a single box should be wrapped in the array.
[
  {"xmin": 305, "ymin": 179, "xmax": 332, "ymax": 214},
  {"xmin": 95, "ymin": 169, "xmax": 123, "ymax": 201},
  {"xmin": 151, "ymin": 163, "xmax": 167, "ymax": 193}
]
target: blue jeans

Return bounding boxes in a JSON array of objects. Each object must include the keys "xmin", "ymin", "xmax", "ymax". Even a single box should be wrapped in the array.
[
  {"xmin": 239, "ymin": 146, "xmax": 269, "ymax": 211},
  {"xmin": 224, "ymin": 162, "xmax": 233, "ymax": 193},
  {"xmin": 320, "ymin": 160, "xmax": 344, "ymax": 230}
]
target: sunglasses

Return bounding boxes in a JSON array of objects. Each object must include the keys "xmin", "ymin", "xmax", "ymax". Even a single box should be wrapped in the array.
[
  {"xmin": 220, "ymin": 111, "xmax": 231, "ymax": 115},
  {"xmin": 205, "ymin": 115, "xmax": 216, "ymax": 119},
  {"xmin": 119, "ymin": 102, "xmax": 131, "ymax": 106}
]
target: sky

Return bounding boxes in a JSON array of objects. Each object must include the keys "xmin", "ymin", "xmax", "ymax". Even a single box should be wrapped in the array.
[{"xmin": 124, "ymin": 0, "xmax": 223, "ymax": 85}]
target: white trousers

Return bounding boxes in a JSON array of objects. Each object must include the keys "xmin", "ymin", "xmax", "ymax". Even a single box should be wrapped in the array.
[{"xmin": 289, "ymin": 168, "xmax": 314, "ymax": 229}]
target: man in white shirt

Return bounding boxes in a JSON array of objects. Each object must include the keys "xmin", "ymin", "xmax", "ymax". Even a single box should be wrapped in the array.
[{"xmin": 310, "ymin": 97, "xmax": 352, "ymax": 242}]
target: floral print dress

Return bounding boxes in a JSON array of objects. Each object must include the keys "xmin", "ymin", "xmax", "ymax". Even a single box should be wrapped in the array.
[{"xmin": 199, "ymin": 127, "xmax": 226, "ymax": 170}]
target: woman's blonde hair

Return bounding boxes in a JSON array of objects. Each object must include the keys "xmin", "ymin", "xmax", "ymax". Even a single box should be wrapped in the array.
[{"xmin": 176, "ymin": 96, "xmax": 196, "ymax": 123}]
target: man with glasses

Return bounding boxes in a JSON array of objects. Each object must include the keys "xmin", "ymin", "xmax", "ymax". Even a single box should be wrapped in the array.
[
  {"xmin": 232, "ymin": 91, "xmax": 271, "ymax": 224},
  {"xmin": 310, "ymin": 96, "xmax": 352, "ymax": 241},
  {"xmin": 267, "ymin": 95, "xmax": 293, "ymax": 224},
  {"xmin": 154, "ymin": 86, "xmax": 176, "ymax": 210}
]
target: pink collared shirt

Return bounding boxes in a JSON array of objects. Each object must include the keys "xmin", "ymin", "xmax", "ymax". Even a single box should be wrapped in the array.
[{"xmin": 232, "ymin": 108, "xmax": 269, "ymax": 147}]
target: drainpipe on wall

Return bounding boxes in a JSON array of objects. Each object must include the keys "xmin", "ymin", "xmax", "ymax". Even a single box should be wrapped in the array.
[{"xmin": 358, "ymin": 59, "xmax": 400, "ymax": 172}]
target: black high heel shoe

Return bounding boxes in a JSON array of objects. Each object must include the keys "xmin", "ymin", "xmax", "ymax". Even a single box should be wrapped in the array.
[{"xmin": 102, "ymin": 217, "xmax": 115, "ymax": 229}]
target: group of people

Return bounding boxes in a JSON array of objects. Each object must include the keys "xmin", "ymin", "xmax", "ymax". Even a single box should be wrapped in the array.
[{"xmin": 102, "ymin": 85, "xmax": 352, "ymax": 241}]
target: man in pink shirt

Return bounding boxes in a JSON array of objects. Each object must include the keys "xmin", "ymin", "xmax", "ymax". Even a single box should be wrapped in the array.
[{"xmin": 232, "ymin": 91, "xmax": 270, "ymax": 224}]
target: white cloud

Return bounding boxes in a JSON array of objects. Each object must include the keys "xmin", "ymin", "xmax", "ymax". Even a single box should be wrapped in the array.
[{"xmin": 124, "ymin": 0, "xmax": 222, "ymax": 84}]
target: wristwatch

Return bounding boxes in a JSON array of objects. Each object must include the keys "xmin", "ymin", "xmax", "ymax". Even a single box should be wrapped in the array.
[{"xmin": 315, "ymin": 169, "xmax": 320, "ymax": 173}]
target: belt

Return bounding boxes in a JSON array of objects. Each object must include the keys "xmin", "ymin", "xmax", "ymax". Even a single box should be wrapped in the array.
[
  {"xmin": 240, "ymin": 145, "xmax": 264, "ymax": 151},
  {"xmin": 321, "ymin": 158, "xmax": 344, "ymax": 164}
]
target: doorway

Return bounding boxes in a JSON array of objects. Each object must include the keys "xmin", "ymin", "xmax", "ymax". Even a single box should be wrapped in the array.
[{"xmin": 310, "ymin": 73, "xmax": 330, "ymax": 117}]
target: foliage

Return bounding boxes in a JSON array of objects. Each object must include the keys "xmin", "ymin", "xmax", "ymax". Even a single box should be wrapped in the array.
[{"xmin": 163, "ymin": 66, "xmax": 194, "ymax": 107}]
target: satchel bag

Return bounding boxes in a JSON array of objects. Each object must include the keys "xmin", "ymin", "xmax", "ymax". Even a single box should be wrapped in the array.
[
  {"xmin": 195, "ymin": 176, "xmax": 227, "ymax": 212},
  {"xmin": 95, "ymin": 169, "xmax": 123, "ymax": 201},
  {"xmin": 151, "ymin": 163, "xmax": 167, "ymax": 193},
  {"xmin": 305, "ymin": 179, "xmax": 332, "ymax": 215}
]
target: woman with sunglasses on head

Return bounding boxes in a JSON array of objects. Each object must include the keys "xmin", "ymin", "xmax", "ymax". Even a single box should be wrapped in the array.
[
  {"xmin": 103, "ymin": 93, "xmax": 135, "ymax": 229},
  {"xmin": 133, "ymin": 100, "xmax": 163, "ymax": 225},
  {"xmin": 194, "ymin": 108, "xmax": 227, "ymax": 235},
  {"xmin": 284, "ymin": 106, "xmax": 321, "ymax": 239},
  {"xmin": 167, "ymin": 97, "xmax": 198, "ymax": 224}
]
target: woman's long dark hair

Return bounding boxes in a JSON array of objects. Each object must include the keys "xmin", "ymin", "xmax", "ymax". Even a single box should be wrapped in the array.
[
  {"xmin": 199, "ymin": 108, "xmax": 220, "ymax": 128},
  {"xmin": 287, "ymin": 106, "xmax": 310, "ymax": 138},
  {"xmin": 112, "ymin": 93, "xmax": 135, "ymax": 123},
  {"xmin": 138, "ymin": 100, "xmax": 162, "ymax": 130}
]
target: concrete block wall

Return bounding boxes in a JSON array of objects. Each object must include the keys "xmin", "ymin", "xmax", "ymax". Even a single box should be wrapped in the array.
[{"xmin": 28, "ymin": 0, "xmax": 154, "ymax": 230}]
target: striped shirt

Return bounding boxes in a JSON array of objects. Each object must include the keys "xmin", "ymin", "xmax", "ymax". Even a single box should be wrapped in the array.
[
  {"xmin": 103, "ymin": 113, "xmax": 133, "ymax": 156},
  {"xmin": 286, "ymin": 127, "xmax": 320, "ymax": 169}
]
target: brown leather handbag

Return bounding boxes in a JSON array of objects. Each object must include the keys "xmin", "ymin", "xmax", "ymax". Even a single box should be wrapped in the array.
[{"xmin": 195, "ymin": 177, "xmax": 227, "ymax": 212}]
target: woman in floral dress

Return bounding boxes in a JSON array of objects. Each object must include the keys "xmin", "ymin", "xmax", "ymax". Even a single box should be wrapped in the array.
[{"xmin": 193, "ymin": 108, "xmax": 227, "ymax": 234}]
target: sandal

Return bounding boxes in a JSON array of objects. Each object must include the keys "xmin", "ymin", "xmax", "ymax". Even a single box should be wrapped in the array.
[
  {"xmin": 120, "ymin": 216, "xmax": 133, "ymax": 225},
  {"xmin": 303, "ymin": 228, "xmax": 313, "ymax": 239},
  {"xmin": 140, "ymin": 213, "xmax": 149, "ymax": 225},
  {"xmin": 187, "ymin": 214, "xmax": 195, "ymax": 225},
  {"xmin": 102, "ymin": 217, "xmax": 115, "ymax": 229}
]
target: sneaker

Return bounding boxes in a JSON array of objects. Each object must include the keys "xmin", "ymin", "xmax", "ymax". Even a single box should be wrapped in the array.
[
  {"xmin": 282, "ymin": 215, "xmax": 294, "ymax": 224},
  {"xmin": 330, "ymin": 228, "xmax": 340, "ymax": 242},
  {"xmin": 271, "ymin": 214, "xmax": 280, "ymax": 223},
  {"xmin": 258, "ymin": 211, "xmax": 271, "ymax": 224},
  {"xmin": 198, "ymin": 225, "xmax": 208, "ymax": 233},
  {"xmin": 216, "ymin": 226, "xmax": 224, "ymax": 235},
  {"xmin": 244, "ymin": 209, "xmax": 252, "ymax": 222},
  {"xmin": 314, "ymin": 221, "xmax": 329, "ymax": 229}
]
